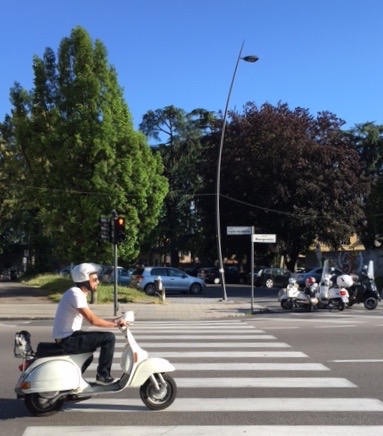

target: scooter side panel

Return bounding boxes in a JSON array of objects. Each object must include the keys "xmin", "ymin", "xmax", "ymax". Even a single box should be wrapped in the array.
[
  {"xmin": 129, "ymin": 357, "xmax": 175, "ymax": 387},
  {"xmin": 18, "ymin": 359, "xmax": 82, "ymax": 393}
]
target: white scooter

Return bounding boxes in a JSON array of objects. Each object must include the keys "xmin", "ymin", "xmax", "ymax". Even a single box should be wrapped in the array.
[
  {"xmin": 316, "ymin": 260, "xmax": 351, "ymax": 311},
  {"xmin": 278, "ymin": 277, "xmax": 318, "ymax": 311},
  {"xmin": 14, "ymin": 310, "xmax": 177, "ymax": 417}
]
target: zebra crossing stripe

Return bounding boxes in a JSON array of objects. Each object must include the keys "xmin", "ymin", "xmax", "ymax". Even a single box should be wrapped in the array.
[
  {"xmin": 88, "ymin": 362, "xmax": 330, "ymax": 372},
  {"xmin": 64, "ymin": 397, "xmax": 383, "ymax": 412},
  {"xmin": 123, "ymin": 334, "xmax": 276, "ymax": 340},
  {"xmin": 110, "ymin": 351, "xmax": 308, "ymax": 358},
  {"xmin": 130, "ymin": 341, "xmax": 289, "ymax": 348},
  {"xmin": 22, "ymin": 426, "xmax": 383, "ymax": 436},
  {"xmin": 130, "ymin": 325, "xmax": 257, "ymax": 330},
  {"xmin": 129, "ymin": 328, "xmax": 260, "ymax": 333},
  {"xmin": 174, "ymin": 377, "xmax": 356, "ymax": 388},
  {"xmin": 172, "ymin": 362, "xmax": 330, "ymax": 371}
]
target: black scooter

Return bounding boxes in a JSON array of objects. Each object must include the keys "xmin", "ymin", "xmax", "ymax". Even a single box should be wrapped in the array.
[{"xmin": 348, "ymin": 260, "xmax": 381, "ymax": 310}]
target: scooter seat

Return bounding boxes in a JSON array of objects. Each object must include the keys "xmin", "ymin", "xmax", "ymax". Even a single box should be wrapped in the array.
[{"xmin": 36, "ymin": 342, "xmax": 95, "ymax": 357}]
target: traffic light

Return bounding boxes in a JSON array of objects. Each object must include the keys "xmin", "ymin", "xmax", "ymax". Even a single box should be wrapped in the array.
[
  {"xmin": 100, "ymin": 217, "xmax": 112, "ymax": 242},
  {"xmin": 114, "ymin": 216, "xmax": 126, "ymax": 244}
]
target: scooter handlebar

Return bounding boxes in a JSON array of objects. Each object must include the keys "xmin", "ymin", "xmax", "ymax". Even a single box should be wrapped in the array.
[{"xmin": 123, "ymin": 311, "xmax": 135, "ymax": 323}]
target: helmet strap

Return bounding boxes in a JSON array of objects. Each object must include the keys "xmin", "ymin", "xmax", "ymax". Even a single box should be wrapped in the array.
[{"xmin": 76, "ymin": 281, "xmax": 92, "ymax": 292}]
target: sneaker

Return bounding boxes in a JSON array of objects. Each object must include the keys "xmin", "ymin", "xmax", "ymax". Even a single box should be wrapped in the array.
[{"xmin": 95, "ymin": 374, "xmax": 117, "ymax": 385}]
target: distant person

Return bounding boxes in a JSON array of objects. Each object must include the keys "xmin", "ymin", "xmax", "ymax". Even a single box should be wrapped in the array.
[
  {"xmin": 52, "ymin": 263, "xmax": 128, "ymax": 385},
  {"xmin": 10, "ymin": 269, "xmax": 17, "ymax": 280}
]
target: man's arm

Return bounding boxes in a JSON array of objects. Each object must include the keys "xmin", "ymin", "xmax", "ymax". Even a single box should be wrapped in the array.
[{"xmin": 78, "ymin": 307, "xmax": 123, "ymax": 328}]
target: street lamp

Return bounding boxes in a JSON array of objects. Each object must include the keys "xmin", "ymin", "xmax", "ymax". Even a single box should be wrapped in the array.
[{"xmin": 216, "ymin": 41, "xmax": 259, "ymax": 301}]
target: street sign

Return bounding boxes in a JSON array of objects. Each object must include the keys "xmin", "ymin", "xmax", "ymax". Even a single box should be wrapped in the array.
[
  {"xmin": 252, "ymin": 234, "xmax": 277, "ymax": 243},
  {"xmin": 227, "ymin": 226, "xmax": 253, "ymax": 235}
]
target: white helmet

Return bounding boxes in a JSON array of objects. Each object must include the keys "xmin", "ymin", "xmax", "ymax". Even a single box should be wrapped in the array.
[
  {"xmin": 336, "ymin": 274, "xmax": 353, "ymax": 288},
  {"xmin": 71, "ymin": 263, "xmax": 98, "ymax": 283}
]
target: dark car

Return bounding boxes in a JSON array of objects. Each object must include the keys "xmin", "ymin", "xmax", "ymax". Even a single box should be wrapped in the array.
[
  {"xmin": 197, "ymin": 266, "xmax": 246, "ymax": 284},
  {"xmin": 247, "ymin": 266, "xmax": 269, "ymax": 284},
  {"xmin": 254, "ymin": 267, "xmax": 292, "ymax": 288},
  {"xmin": 294, "ymin": 266, "xmax": 344, "ymax": 288}
]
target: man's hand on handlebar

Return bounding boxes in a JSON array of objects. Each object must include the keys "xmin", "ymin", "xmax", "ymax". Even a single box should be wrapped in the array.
[{"xmin": 114, "ymin": 317, "xmax": 128, "ymax": 328}]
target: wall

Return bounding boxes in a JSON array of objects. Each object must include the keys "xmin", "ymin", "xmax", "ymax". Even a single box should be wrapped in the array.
[{"xmin": 305, "ymin": 249, "xmax": 383, "ymax": 277}]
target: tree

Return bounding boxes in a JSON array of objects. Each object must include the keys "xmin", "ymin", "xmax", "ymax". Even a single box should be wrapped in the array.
[
  {"xmin": 198, "ymin": 102, "xmax": 369, "ymax": 271},
  {"xmin": 350, "ymin": 122, "xmax": 383, "ymax": 248},
  {"xmin": 140, "ymin": 106, "xmax": 214, "ymax": 265},
  {"xmin": 0, "ymin": 26, "xmax": 168, "ymax": 270}
]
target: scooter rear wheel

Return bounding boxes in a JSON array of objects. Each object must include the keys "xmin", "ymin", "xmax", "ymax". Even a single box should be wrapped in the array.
[
  {"xmin": 25, "ymin": 393, "xmax": 64, "ymax": 417},
  {"xmin": 364, "ymin": 297, "xmax": 378, "ymax": 310},
  {"xmin": 140, "ymin": 373, "xmax": 177, "ymax": 410}
]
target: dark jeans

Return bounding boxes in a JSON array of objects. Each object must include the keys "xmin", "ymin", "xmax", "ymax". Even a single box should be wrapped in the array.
[{"xmin": 59, "ymin": 330, "xmax": 116, "ymax": 378}]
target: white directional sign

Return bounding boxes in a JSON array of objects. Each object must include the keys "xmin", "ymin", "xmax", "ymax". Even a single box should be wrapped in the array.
[
  {"xmin": 252, "ymin": 234, "xmax": 277, "ymax": 243},
  {"xmin": 227, "ymin": 226, "xmax": 253, "ymax": 235}
]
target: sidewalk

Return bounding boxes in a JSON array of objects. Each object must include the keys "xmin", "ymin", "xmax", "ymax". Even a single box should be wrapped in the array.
[{"xmin": 0, "ymin": 282, "xmax": 272, "ymax": 321}]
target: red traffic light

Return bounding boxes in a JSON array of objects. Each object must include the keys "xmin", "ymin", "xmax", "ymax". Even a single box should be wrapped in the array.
[
  {"xmin": 116, "ymin": 217, "xmax": 125, "ymax": 227},
  {"xmin": 114, "ymin": 216, "xmax": 126, "ymax": 244}
]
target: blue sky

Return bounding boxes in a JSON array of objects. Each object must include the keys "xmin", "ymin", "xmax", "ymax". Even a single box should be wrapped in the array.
[{"xmin": 2, "ymin": 0, "xmax": 382, "ymax": 133}]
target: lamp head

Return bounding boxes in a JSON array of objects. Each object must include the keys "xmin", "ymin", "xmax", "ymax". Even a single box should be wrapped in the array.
[{"xmin": 242, "ymin": 55, "xmax": 259, "ymax": 63}]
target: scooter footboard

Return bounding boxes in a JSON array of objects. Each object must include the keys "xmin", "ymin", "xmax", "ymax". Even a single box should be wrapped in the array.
[{"xmin": 129, "ymin": 357, "xmax": 175, "ymax": 387}]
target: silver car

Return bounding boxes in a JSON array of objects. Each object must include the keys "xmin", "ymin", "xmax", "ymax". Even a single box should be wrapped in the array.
[{"xmin": 130, "ymin": 266, "xmax": 206, "ymax": 295}]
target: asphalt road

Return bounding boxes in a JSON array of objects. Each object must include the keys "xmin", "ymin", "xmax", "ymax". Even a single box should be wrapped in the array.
[{"xmin": 2, "ymin": 304, "xmax": 383, "ymax": 435}]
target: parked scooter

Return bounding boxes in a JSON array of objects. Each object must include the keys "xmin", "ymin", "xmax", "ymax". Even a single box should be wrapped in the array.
[
  {"xmin": 14, "ymin": 310, "xmax": 177, "ymax": 417},
  {"xmin": 316, "ymin": 260, "xmax": 351, "ymax": 311},
  {"xmin": 278, "ymin": 277, "xmax": 318, "ymax": 311},
  {"xmin": 348, "ymin": 260, "xmax": 381, "ymax": 310}
]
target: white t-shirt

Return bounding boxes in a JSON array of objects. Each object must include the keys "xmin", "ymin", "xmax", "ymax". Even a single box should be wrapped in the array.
[{"xmin": 52, "ymin": 286, "xmax": 89, "ymax": 339}]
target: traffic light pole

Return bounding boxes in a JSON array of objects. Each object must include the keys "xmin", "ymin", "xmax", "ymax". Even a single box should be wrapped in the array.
[
  {"xmin": 111, "ymin": 210, "xmax": 118, "ymax": 316},
  {"xmin": 113, "ymin": 241, "xmax": 118, "ymax": 316}
]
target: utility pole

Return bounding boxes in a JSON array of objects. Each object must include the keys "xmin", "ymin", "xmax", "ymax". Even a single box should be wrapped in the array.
[{"xmin": 111, "ymin": 209, "xmax": 118, "ymax": 316}]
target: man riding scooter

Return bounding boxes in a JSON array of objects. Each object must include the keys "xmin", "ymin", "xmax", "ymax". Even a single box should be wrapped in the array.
[{"xmin": 52, "ymin": 263, "xmax": 128, "ymax": 385}]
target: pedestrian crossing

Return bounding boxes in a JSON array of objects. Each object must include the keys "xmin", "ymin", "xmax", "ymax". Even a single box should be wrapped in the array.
[
  {"xmin": 22, "ymin": 319, "xmax": 383, "ymax": 435},
  {"xmin": 21, "ymin": 426, "xmax": 383, "ymax": 436}
]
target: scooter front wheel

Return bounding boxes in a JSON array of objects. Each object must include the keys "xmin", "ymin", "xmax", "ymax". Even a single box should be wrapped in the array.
[
  {"xmin": 281, "ymin": 300, "xmax": 293, "ymax": 310},
  {"xmin": 25, "ymin": 393, "xmax": 64, "ymax": 417},
  {"xmin": 140, "ymin": 373, "xmax": 177, "ymax": 410}
]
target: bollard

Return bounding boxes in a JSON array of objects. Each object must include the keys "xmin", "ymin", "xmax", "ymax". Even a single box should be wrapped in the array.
[{"xmin": 154, "ymin": 276, "xmax": 165, "ymax": 302}]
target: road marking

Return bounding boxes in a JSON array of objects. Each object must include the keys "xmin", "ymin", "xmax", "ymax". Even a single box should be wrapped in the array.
[
  {"xmin": 64, "ymin": 397, "xmax": 383, "ymax": 412},
  {"xmin": 109, "ymin": 351, "xmax": 308, "ymax": 358},
  {"xmin": 130, "ymin": 325, "xmax": 257, "ymax": 331},
  {"xmin": 22, "ymin": 426, "xmax": 383, "ymax": 436},
  {"xmin": 331, "ymin": 359, "xmax": 383, "ymax": 363},
  {"xmin": 253, "ymin": 317, "xmax": 364, "ymax": 324},
  {"xmin": 126, "ymin": 334, "xmax": 275, "ymax": 340},
  {"xmin": 258, "ymin": 326, "xmax": 299, "ymax": 330},
  {"xmin": 129, "ymin": 342, "xmax": 289, "ymax": 348},
  {"xmin": 314, "ymin": 324, "xmax": 357, "ymax": 329},
  {"xmin": 175, "ymin": 377, "xmax": 356, "ymax": 388},
  {"xmin": 89, "ymin": 362, "xmax": 330, "ymax": 372}
]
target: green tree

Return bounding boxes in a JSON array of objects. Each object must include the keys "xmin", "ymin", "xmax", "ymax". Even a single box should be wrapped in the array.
[
  {"xmin": 140, "ymin": 106, "xmax": 214, "ymax": 266},
  {"xmin": 350, "ymin": 122, "xmax": 383, "ymax": 248},
  {"xmin": 0, "ymin": 26, "xmax": 168, "ymax": 270}
]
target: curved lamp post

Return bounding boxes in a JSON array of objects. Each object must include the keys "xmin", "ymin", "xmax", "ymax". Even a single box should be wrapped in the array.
[{"xmin": 216, "ymin": 41, "xmax": 259, "ymax": 301}]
